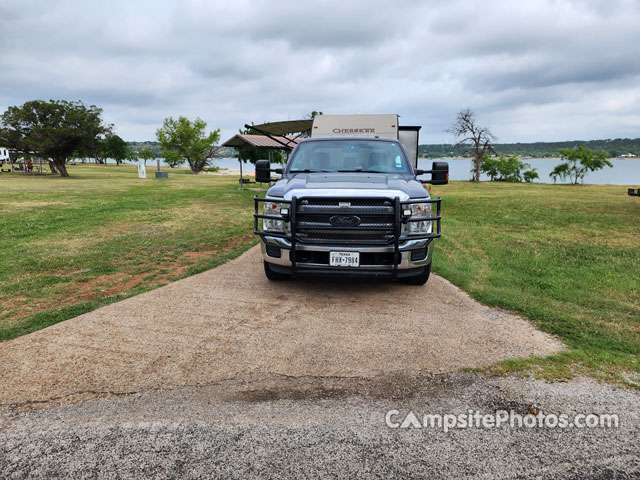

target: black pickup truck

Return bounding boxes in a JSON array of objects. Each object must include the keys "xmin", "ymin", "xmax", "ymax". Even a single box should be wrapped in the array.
[{"xmin": 254, "ymin": 136, "xmax": 448, "ymax": 285}]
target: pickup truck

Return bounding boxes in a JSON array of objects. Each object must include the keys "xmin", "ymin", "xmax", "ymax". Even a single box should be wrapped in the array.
[{"xmin": 253, "ymin": 133, "xmax": 448, "ymax": 285}]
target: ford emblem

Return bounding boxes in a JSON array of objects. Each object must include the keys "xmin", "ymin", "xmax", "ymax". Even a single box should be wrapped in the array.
[{"xmin": 330, "ymin": 215, "xmax": 361, "ymax": 227}]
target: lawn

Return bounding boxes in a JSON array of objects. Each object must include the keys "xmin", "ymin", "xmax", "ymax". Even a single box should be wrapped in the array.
[
  {"xmin": 1, "ymin": 166, "xmax": 639, "ymax": 385},
  {"xmin": 0, "ymin": 164, "xmax": 258, "ymax": 340},
  {"xmin": 429, "ymin": 181, "xmax": 640, "ymax": 384}
]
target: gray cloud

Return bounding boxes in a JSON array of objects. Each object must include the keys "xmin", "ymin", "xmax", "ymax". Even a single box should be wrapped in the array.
[{"xmin": 1, "ymin": 0, "xmax": 638, "ymax": 143}]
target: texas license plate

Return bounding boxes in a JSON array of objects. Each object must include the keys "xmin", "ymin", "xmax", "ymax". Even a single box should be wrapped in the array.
[{"xmin": 330, "ymin": 251, "xmax": 360, "ymax": 267}]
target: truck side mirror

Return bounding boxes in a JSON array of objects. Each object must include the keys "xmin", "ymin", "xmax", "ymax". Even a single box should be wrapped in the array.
[
  {"xmin": 255, "ymin": 159, "xmax": 271, "ymax": 183},
  {"xmin": 430, "ymin": 161, "xmax": 449, "ymax": 185}
]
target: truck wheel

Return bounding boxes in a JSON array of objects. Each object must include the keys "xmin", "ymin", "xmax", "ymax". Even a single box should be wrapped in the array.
[
  {"xmin": 264, "ymin": 261, "xmax": 289, "ymax": 281},
  {"xmin": 402, "ymin": 263, "xmax": 431, "ymax": 285}
]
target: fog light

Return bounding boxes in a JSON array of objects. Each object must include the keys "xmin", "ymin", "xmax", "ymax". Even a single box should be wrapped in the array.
[
  {"xmin": 265, "ymin": 244, "xmax": 281, "ymax": 258},
  {"xmin": 411, "ymin": 247, "xmax": 428, "ymax": 261},
  {"xmin": 264, "ymin": 219, "xmax": 284, "ymax": 232}
]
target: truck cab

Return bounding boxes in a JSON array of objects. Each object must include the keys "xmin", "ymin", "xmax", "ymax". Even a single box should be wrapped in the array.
[{"xmin": 253, "ymin": 116, "xmax": 448, "ymax": 285}]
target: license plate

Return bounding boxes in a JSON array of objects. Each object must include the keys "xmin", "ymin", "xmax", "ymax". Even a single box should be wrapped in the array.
[{"xmin": 330, "ymin": 251, "xmax": 360, "ymax": 267}]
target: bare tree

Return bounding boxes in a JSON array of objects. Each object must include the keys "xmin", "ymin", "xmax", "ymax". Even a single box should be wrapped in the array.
[{"xmin": 447, "ymin": 108, "xmax": 496, "ymax": 182}]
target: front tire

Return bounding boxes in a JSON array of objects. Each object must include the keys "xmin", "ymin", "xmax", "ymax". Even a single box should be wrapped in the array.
[
  {"xmin": 264, "ymin": 261, "xmax": 289, "ymax": 281},
  {"xmin": 402, "ymin": 263, "xmax": 431, "ymax": 285}
]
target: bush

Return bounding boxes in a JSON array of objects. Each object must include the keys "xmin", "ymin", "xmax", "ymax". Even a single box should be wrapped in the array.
[{"xmin": 480, "ymin": 154, "xmax": 538, "ymax": 183}]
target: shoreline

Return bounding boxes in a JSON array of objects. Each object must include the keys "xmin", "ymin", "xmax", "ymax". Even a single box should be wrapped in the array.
[{"xmin": 200, "ymin": 168, "xmax": 245, "ymax": 176}]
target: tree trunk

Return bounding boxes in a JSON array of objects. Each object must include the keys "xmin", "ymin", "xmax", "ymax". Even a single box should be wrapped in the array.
[
  {"xmin": 473, "ymin": 154, "xmax": 481, "ymax": 182},
  {"xmin": 58, "ymin": 163, "xmax": 69, "ymax": 177},
  {"xmin": 187, "ymin": 158, "xmax": 200, "ymax": 174},
  {"xmin": 48, "ymin": 160, "xmax": 58, "ymax": 175},
  {"xmin": 54, "ymin": 158, "xmax": 69, "ymax": 177}
]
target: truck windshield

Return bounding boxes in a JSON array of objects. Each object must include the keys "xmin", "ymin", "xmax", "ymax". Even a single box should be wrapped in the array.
[{"xmin": 288, "ymin": 140, "xmax": 410, "ymax": 174}]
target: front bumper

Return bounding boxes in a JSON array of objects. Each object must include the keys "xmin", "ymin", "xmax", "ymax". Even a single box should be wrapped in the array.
[
  {"xmin": 254, "ymin": 195, "xmax": 441, "ymax": 279},
  {"xmin": 260, "ymin": 235, "xmax": 433, "ymax": 278}
]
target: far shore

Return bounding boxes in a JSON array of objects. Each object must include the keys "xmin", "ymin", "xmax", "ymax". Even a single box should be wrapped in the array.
[{"xmin": 200, "ymin": 168, "xmax": 244, "ymax": 176}]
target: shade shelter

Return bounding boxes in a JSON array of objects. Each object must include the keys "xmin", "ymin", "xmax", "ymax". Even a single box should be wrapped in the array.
[
  {"xmin": 222, "ymin": 119, "xmax": 312, "ymax": 187},
  {"xmin": 221, "ymin": 134, "xmax": 303, "ymax": 188}
]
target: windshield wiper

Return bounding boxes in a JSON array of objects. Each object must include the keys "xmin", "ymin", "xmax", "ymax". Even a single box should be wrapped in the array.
[
  {"xmin": 337, "ymin": 169, "xmax": 384, "ymax": 173},
  {"xmin": 289, "ymin": 169, "xmax": 331, "ymax": 173}
]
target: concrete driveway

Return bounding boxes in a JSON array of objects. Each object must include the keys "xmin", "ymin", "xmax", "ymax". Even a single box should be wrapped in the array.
[
  {"xmin": 2, "ymin": 246, "xmax": 639, "ymax": 479},
  {"xmin": 0, "ymin": 245, "xmax": 561, "ymax": 407}
]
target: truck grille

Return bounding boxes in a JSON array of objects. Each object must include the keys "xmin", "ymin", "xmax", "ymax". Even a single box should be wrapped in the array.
[{"xmin": 295, "ymin": 198, "xmax": 396, "ymax": 244}]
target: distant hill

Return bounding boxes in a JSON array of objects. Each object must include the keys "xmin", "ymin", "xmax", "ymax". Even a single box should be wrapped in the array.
[
  {"xmin": 126, "ymin": 141, "xmax": 237, "ymax": 159},
  {"xmin": 419, "ymin": 138, "xmax": 640, "ymax": 158}
]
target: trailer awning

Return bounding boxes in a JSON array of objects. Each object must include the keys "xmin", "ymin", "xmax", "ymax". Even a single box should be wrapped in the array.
[
  {"xmin": 222, "ymin": 134, "xmax": 301, "ymax": 149},
  {"xmin": 248, "ymin": 120, "xmax": 312, "ymax": 136},
  {"xmin": 223, "ymin": 119, "xmax": 311, "ymax": 152}
]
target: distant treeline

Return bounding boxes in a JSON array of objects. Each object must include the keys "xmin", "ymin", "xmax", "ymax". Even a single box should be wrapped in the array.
[
  {"xmin": 419, "ymin": 138, "xmax": 640, "ymax": 158},
  {"xmin": 126, "ymin": 141, "xmax": 236, "ymax": 159},
  {"xmin": 128, "ymin": 137, "xmax": 640, "ymax": 160}
]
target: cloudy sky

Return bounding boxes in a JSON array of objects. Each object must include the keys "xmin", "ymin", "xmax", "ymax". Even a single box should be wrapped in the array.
[{"xmin": 1, "ymin": 0, "xmax": 638, "ymax": 144}]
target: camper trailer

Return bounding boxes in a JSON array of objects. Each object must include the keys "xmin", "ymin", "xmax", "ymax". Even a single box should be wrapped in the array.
[
  {"xmin": 253, "ymin": 114, "xmax": 448, "ymax": 285},
  {"xmin": 310, "ymin": 114, "xmax": 421, "ymax": 167}
]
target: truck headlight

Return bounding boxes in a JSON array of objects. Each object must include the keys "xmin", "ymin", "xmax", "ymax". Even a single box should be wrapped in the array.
[
  {"xmin": 411, "ymin": 203, "xmax": 432, "ymax": 217},
  {"xmin": 407, "ymin": 202, "xmax": 433, "ymax": 234},
  {"xmin": 263, "ymin": 201, "xmax": 285, "ymax": 232}
]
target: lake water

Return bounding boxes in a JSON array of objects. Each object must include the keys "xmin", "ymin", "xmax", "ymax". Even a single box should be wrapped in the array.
[
  {"xmin": 169, "ymin": 157, "xmax": 640, "ymax": 185},
  {"xmin": 417, "ymin": 158, "xmax": 640, "ymax": 185},
  {"xmin": 155, "ymin": 157, "xmax": 256, "ymax": 173}
]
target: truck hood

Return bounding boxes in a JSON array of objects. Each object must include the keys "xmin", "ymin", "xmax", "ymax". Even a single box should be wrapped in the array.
[{"xmin": 266, "ymin": 173, "xmax": 428, "ymax": 201}]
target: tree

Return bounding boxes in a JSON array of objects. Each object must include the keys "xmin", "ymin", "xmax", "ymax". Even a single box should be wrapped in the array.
[
  {"xmin": 163, "ymin": 150, "xmax": 183, "ymax": 168},
  {"xmin": 447, "ymin": 108, "xmax": 496, "ymax": 182},
  {"xmin": 522, "ymin": 169, "xmax": 539, "ymax": 183},
  {"xmin": 236, "ymin": 127, "xmax": 286, "ymax": 165},
  {"xmin": 68, "ymin": 150, "xmax": 87, "ymax": 164},
  {"xmin": 0, "ymin": 99, "xmax": 109, "ymax": 177},
  {"xmin": 126, "ymin": 148, "xmax": 138, "ymax": 163},
  {"xmin": 480, "ymin": 154, "xmax": 538, "ymax": 182},
  {"xmin": 102, "ymin": 134, "xmax": 130, "ymax": 165},
  {"xmin": 156, "ymin": 116, "xmax": 220, "ymax": 174},
  {"xmin": 479, "ymin": 155, "xmax": 500, "ymax": 181},
  {"xmin": 304, "ymin": 110, "xmax": 323, "ymax": 119},
  {"xmin": 137, "ymin": 148, "xmax": 154, "ymax": 166},
  {"xmin": 550, "ymin": 145, "xmax": 612, "ymax": 184},
  {"xmin": 78, "ymin": 118, "xmax": 113, "ymax": 165}
]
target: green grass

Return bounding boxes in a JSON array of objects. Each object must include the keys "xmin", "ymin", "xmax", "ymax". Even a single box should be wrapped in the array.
[
  {"xmin": 0, "ymin": 164, "xmax": 258, "ymax": 339},
  {"xmin": 1, "ymin": 166, "xmax": 639, "ymax": 386},
  {"xmin": 429, "ymin": 181, "xmax": 640, "ymax": 385}
]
